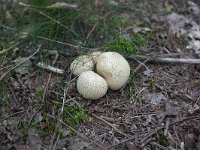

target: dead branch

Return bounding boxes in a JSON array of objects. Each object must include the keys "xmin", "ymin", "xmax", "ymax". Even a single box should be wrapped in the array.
[
  {"xmin": 127, "ymin": 55, "xmax": 200, "ymax": 64},
  {"xmin": 37, "ymin": 62, "xmax": 64, "ymax": 74}
]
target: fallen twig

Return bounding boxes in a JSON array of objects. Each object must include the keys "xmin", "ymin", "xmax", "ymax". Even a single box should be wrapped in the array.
[
  {"xmin": 127, "ymin": 55, "xmax": 200, "ymax": 64},
  {"xmin": 37, "ymin": 62, "xmax": 64, "ymax": 74},
  {"xmin": 18, "ymin": 1, "xmax": 78, "ymax": 9},
  {"xmin": 47, "ymin": 2, "xmax": 78, "ymax": 9}
]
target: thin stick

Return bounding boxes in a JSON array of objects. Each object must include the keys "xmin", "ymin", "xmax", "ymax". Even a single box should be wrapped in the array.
[
  {"xmin": 153, "ymin": 57, "xmax": 200, "ymax": 64},
  {"xmin": 47, "ymin": 2, "xmax": 78, "ymax": 9},
  {"xmin": 0, "ymin": 45, "xmax": 41, "ymax": 80},
  {"xmin": 127, "ymin": 55, "xmax": 200, "ymax": 64},
  {"xmin": 18, "ymin": 1, "xmax": 78, "ymax": 9},
  {"xmin": 37, "ymin": 62, "xmax": 64, "ymax": 74}
]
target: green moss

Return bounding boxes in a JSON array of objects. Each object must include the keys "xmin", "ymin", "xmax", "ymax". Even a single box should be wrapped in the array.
[
  {"xmin": 63, "ymin": 105, "xmax": 90, "ymax": 127},
  {"xmin": 105, "ymin": 36, "xmax": 139, "ymax": 54}
]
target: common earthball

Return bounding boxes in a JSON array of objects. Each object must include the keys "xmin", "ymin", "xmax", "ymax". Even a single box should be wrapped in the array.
[
  {"xmin": 70, "ymin": 55, "xmax": 94, "ymax": 76},
  {"xmin": 77, "ymin": 71, "xmax": 108, "ymax": 100},
  {"xmin": 96, "ymin": 52, "xmax": 130, "ymax": 90}
]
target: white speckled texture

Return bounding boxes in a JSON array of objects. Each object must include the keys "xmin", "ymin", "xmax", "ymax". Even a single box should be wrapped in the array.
[
  {"xmin": 77, "ymin": 71, "xmax": 108, "ymax": 100},
  {"xmin": 89, "ymin": 51, "xmax": 103, "ymax": 64},
  {"xmin": 70, "ymin": 55, "xmax": 94, "ymax": 76},
  {"xmin": 96, "ymin": 52, "xmax": 130, "ymax": 90}
]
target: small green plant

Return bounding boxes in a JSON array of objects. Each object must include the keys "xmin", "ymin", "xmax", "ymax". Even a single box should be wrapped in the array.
[
  {"xmin": 133, "ymin": 33, "xmax": 147, "ymax": 47},
  {"xmin": 36, "ymin": 86, "xmax": 45, "ymax": 97},
  {"xmin": 156, "ymin": 134, "xmax": 169, "ymax": 147},
  {"xmin": 149, "ymin": 79, "xmax": 156, "ymax": 85},
  {"xmin": 63, "ymin": 105, "xmax": 90, "ymax": 127}
]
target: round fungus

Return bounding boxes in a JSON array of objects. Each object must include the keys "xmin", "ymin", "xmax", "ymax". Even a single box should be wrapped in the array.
[
  {"xmin": 77, "ymin": 71, "xmax": 108, "ymax": 100},
  {"xmin": 70, "ymin": 55, "xmax": 94, "ymax": 76},
  {"xmin": 89, "ymin": 51, "xmax": 103, "ymax": 64},
  {"xmin": 96, "ymin": 52, "xmax": 130, "ymax": 90}
]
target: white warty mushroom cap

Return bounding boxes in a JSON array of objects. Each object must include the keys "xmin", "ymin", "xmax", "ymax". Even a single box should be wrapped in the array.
[
  {"xmin": 70, "ymin": 55, "xmax": 94, "ymax": 76},
  {"xmin": 77, "ymin": 71, "xmax": 108, "ymax": 100},
  {"xmin": 97, "ymin": 52, "xmax": 130, "ymax": 90}
]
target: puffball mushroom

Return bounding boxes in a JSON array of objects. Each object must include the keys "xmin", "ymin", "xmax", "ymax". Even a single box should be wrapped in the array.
[
  {"xmin": 96, "ymin": 52, "xmax": 130, "ymax": 90},
  {"xmin": 77, "ymin": 71, "xmax": 108, "ymax": 100},
  {"xmin": 70, "ymin": 55, "xmax": 94, "ymax": 76},
  {"xmin": 89, "ymin": 51, "xmax": 102, "ymax": 64}
]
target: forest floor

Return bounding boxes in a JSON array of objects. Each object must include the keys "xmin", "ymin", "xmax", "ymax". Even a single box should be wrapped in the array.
[{"xmin": 0, "ymin": 0, "xmax": 200, "ymax": 149}]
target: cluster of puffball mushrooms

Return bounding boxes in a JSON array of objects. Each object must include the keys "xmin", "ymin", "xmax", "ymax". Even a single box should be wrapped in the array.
[{"xmin": 70, "ymin": 51, "xmax": 130, "ymax": 100}]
